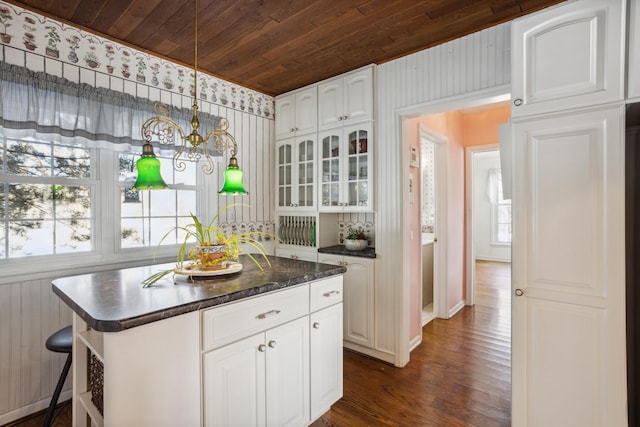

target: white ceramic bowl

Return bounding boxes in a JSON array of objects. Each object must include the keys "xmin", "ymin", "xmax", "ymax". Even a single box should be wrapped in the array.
[{"xmin": 344, "ymin": 239, "xmax": 368, "ymax": 251}]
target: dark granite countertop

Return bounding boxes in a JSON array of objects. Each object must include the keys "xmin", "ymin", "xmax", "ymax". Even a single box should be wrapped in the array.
[
  {"xmin": 52, "ymin": 255, "xmax": 346, "ymax": 333},
  {"xmin": 318, "ymin": 245, "xmax": 377, "ymax": 258}
]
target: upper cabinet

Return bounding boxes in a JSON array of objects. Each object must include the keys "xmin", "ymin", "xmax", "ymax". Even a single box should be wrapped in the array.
[
  {"xmin": 275, "ymin": 86, "xmax": 318, "ymax": 139},
  {"xmin": 319, "ymin": 123, "xmax": 372, "ymax": 212},
  {"xmin": 629, "ymin": 0, "xmax": 640, "ymax": 100},
  {"xmin": 318, "ymin": 67, "xmax": 373, "ymax": 130},
  {"xmin": 511, "ymin": 0, "xmax": 625, "ymax": 117},
  {"xmin": 276, "ymin": 135, "xmax": 316, "ymax": 211}
]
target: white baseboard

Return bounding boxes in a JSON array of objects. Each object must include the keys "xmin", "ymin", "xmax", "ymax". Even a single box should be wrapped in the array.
[
  {"xmin": 0, "ymin": 390, "xmax": 72, "ymax": 425},
  {"xmin": 449, "ymin": 300, "xmax": 465, "ymax": 318},
  {"xmin": 409, "ymin": 334, "xmax": 422, "ymax": 352}
]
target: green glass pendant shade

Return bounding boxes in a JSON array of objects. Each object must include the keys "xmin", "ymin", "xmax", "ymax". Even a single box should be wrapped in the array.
[
  {"xmin": 132, "ymin": 154, "xmax": 168, "ymax": 190},
  {"xmin": 218, "ymin": 157, "xmax": 248, "ymax": 195}
]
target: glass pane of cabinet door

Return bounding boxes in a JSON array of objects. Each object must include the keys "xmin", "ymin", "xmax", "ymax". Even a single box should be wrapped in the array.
[
  {"xmin": 321, "ymin": 134, "xmax": 341, "ymax": 207},
  {"xmin": 346, "ymin": 129, "xmax": 369, "ymax": 207},
  {"xmin": 298, "ymin": 139, "xmax": 314, "ymax": 207},
  {"xmin": 278, "ymin": 143, "xmax": 292, "ymax": 208}
]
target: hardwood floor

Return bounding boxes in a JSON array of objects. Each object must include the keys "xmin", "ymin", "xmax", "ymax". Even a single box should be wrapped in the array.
[
  {"xmin": 312, "ymin": 260, "xmax": 512, "ymax": 427},
  {"xmin": 6, "ymin": 260, "xmax": 511, "ymax": 427}
]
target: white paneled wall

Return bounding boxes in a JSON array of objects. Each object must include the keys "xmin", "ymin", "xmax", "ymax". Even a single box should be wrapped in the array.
[
  {"xmin": 0, "ymin": 7, "xmax": 274, "ymax": 424},
  {"xmin": 0, "ymin": 278, "xmax": 72, "ymax": 424},
  {"xmin": 376, "ymin": 23, "xmax": 511, "ymax": 364}
]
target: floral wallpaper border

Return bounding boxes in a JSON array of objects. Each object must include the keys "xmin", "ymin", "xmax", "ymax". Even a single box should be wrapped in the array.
[{"xmin": 0, "ymin": 1, "xmax": 274, "ymax": 118}]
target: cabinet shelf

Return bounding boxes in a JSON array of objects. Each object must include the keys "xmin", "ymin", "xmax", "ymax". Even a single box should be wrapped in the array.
[
  {"xmin": 78, "ymin": 329, "xmax": 104, "ymax": 363},
  {"xmin": 78, "ymin": 391, "xmax": 104, "ymax": 427}
]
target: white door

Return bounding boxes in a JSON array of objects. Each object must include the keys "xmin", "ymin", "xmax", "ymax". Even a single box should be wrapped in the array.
[
  {"xmin": 310, "ymin": 303, "xmax": 344, "ymax": 420},
  {"xmin": 203, "ymin": 333, "xmax": 266, "ymax": 427},
  {"xmin": 265, "ymin": 317, "xmax": 310, "ymax": 427},
  {"xmin": 511, "ymin": 106, "xmax": 626, "ymax": 426}
]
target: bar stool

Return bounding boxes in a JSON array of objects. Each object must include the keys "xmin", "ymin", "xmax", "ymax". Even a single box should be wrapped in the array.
[{"xmin": 44, "ymin": 325, "xmax": 72, "ymax": 427}]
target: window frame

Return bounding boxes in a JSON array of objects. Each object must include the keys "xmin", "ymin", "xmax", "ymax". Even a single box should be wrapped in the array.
[{"xmin": 0, "ymin": 139, "xmax": 207, "ymax": 281}]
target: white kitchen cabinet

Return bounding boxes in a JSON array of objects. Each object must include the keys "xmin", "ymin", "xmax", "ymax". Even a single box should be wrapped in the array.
[
  {"xmin": 317, "ymin": 253, "xmax": 374, "ymax": 349},
  {"xmin": 318, "ymin": 66, "xmax": 373, "ymax": 130},
  {"xmin": 276, "ymin": 247, "xmax": 318, "ymax": 262},
  {"xmin": 310, "ymin": 302, "xmax": 343, "ymax": 421},
  {"xmin": 275, "ymin": 86, "xmax": 318, "ymax": 139},
  {"xmin": 204, "ymin": 317, "xmax": 309, "ymax": 427},
  {"xmin": 203, "ymin": 333, "xmax": 266, "ymax": 427},
  {"xmin": 511, "ymin": 0, "xmax": 625, "ymax": 118},
  {"xmin": 629, "ymin": 0, "xmax": 640, "ymax": 99},
  {"xmin": 276, "ymin": 135, "xmax": 316, "ymax": 211},
  {"xmin": 510, "ymin": 105, "xmax": 626, "ymax": 426},
  {"xmin": 202, "ymin": 278, "xmax": 343, "ymax": 427},
  {"xmin": 319, "ymin": 122, "xmax": 373, "ymax": 212}
]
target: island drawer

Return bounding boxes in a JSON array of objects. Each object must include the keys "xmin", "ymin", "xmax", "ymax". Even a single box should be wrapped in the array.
[
  {"xmin": 310, "ymin": 276, "xmax": 343, "ymax": 312},
  {"xmin": 202, "ymin": 284, "xmax": 309, "ymax": 351}
]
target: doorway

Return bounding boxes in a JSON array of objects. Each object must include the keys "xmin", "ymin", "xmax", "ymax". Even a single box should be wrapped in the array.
[
  {"xmin": 419, "ymin": 129, "xmax": 442, "ymax": 326},
  {"xmin": 466, "ymin": 146, "xmax": 512, "ymax": 308}
]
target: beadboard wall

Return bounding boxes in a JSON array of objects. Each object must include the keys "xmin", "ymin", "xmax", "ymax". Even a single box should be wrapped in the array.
[
  {"xmin": 0, "ymin": 3, "xmax": 275, "ymax": 424},
  {"xmin": 375, "ymin": 22, "xmax": 512, "ymax": 364}
]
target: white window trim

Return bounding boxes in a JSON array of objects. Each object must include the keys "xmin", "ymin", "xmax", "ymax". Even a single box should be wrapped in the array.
[{"xmin": 0, "ymin": 145, "xmax": 206, "ymax": 282}]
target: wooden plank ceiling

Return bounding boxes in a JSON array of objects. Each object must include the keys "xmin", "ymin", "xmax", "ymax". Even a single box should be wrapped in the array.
[{"xmin": 8, "ymin": 0, "xmax": 564, "ymax": 96}]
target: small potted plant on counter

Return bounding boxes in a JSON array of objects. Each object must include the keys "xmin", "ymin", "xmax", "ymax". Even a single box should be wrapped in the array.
[
  {"xmin": 142, "ymin": 204, "xmax": 275, "ymax": 287},
  {"xmin": 344, "ymin": 225, "xmax": 368, "ymax": 251}
]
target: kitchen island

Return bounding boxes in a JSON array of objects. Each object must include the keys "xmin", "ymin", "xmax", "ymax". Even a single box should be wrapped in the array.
[{"xmin": 53, "ymin": 255, "xmax": 346, "ymax": 427}]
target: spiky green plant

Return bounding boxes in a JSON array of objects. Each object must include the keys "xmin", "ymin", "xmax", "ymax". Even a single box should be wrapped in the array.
[{"xmin": 142, "ymin": 204, "xmax": 276, "ymax": 287}]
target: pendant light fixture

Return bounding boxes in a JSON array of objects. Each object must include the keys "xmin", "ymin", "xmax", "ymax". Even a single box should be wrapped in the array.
[{"xmin": 132, "ymin": 0, "xmax": 248, "ymax": 195}]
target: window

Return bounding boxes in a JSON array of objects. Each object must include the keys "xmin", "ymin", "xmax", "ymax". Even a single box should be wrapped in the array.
[
  {"xmin": 118, "ymin": 151, "xmax": 198, "ymax": 249},
  {"xmin": 0, "ymin": 136, "xmax": 95, "ymax": 258},
  {"xmin": 489, "ymin": 168, "xmax": 512, "ymax": 245}
]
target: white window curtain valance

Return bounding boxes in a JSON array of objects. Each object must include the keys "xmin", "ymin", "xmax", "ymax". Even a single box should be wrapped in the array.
[{"xmin": 0, "ymin": 61, "xmax": 221, "ymax": 154}]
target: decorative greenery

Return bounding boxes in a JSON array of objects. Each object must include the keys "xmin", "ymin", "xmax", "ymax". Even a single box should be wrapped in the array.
[
  {"xmin": 142, "ymin": 204, "xmax": 277, "ymax": 287},
  {"xmin": 45, "ymin": 25, "xmax": 60, "ymax": 49},
  {"xmin": 345, "ymin": 225, "xmax": 367, "ymax": 241}
]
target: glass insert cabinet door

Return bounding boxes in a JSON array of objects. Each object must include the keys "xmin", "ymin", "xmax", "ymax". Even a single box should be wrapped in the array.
[
  {"xmin": 276, "ymin": 136, "xmax": 316, "ymax": 210},
  {"xmin": 297, "ymin": 139, "xmax": 314, "ymax": 207},
  {"xmin": 319, "ymin": 123, "xmax": 372, "ymax": 211},
  {"xmin": 347, "ymin": 129, "xmax": 368, "ymax": 207},
  {"xmin": 277, "ymin": 142, "xmax": 293, "ymax": 208},
  {"xmin": 321, "ymin": 133, "xmax": 341, "ymax": 207}
]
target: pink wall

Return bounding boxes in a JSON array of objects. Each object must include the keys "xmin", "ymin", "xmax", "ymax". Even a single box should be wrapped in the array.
[{"xmin": 407, "ymin": 105, "xmax": 510, "ymax": 344}]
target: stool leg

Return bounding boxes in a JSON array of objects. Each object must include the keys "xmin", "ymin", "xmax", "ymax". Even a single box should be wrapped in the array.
[{"xmin": 43, "ymin": 353, "xmax": 72, "ymax": 427}]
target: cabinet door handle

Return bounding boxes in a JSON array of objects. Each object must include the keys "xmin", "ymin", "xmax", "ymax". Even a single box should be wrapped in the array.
[
  {"xmin": 514, "ymin": 289, "xmax": 525, "ymax": 297},
  {"xmin": 313, "ymin": 322, "xmax": 320, "ymax": 329},
  {"xmin": 513, "ymin": 98, "xmax": 523, "ymax": 107},
  {"xmin": 323, "ymin": 290, "xmax": 340, "ymax": 297},
  {"xmin": 256, "ymin": 309, "xmax": 281, "ymax": 320},
  {"xmin": 258, "ymin": 344, "xmax": 266, "ymax": 352},
  {"xmin": 342, "ymin": 115, "xmax": 348, "ymax": 120},
  {"xmin": 291, "ymin": 255, "xmax": 299, "ymax": 260},
  {"xmin": 268, "ymin": 340, "xmax": 277, "ymax": 348}
]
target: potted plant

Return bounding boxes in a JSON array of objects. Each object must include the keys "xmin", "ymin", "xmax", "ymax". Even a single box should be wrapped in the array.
[
  {"xmin": 344, "ymin": 225, "xmax": 368, "ymax": 251},
  {"xmin": 45, "ymin": 25, "xmax": 60, "ymax": 58},
  {"xmin": 0, "ymin": 6, "xmax": 12, "ymax": 44},
  {"xmin": 142, "ymin": 204, "xmax": 276, "ymax": 287}
]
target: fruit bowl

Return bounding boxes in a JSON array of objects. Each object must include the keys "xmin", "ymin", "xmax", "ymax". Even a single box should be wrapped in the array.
[{"xmin": 344, "ymin": 239, "xmax": 368, "ymax": 251}]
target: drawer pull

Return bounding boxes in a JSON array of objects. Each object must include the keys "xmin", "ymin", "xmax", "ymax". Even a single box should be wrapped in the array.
[
  {"xmin": 313, "ymin": 322, "xmax": 320, "ymax": 329},
  {"xmin": 258, "ymin": 344, "xmax": 266, "ymax": 352},
  {"xmin": 323, "ymin": 290, "xmax": 340, "ymax": 298},
  {"xmin": 268, "ymin": 340, "xmax": 277, "ymax": 348},
  {"xmin": 256, "ymin": 309, "xmax": 281, "ymax": 320}
]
